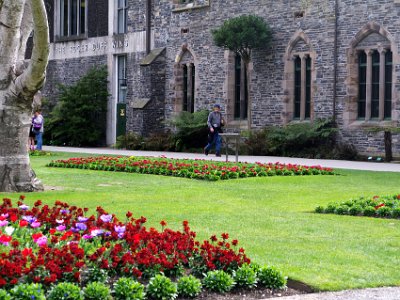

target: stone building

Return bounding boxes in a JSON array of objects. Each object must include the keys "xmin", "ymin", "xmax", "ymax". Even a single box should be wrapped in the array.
[{"xmin": 41, "ymin": 0, "xmax": 400, "ymax": 157}]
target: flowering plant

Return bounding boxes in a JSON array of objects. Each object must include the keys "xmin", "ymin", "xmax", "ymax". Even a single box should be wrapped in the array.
[
  {"xmin": 0, "ymin": 196, "xmax": 249, "ymax": 289},
  {"xmin": 47, "ymin": 156, "xmax": 335, "ymax": 181},
  {"xmin": 315, "ymin": 193, "xmax": 400, "ymax": 219}
]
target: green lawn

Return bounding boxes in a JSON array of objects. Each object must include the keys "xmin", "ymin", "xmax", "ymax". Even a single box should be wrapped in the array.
[{"xmin": 1, "ymin": 152, "xmax": 400, "ymax": 291}]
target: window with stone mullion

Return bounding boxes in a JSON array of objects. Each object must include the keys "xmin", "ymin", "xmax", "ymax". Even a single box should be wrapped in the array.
[
  {"xmin": 294, "ymin": 56, "xmax": 302, "ymax": 119},
  {"xmin": 357, "ymin": 51, "xmax": 367, "ymax": 119},
  {"xmin": 384, "ymin": 51, "xmax": 393, "ymax": 119},
  {"xmin": 117, "ymin": 0, "xmax": 127, "ymax": 34},
  {"xmin": 60, "ymin": 0, "xmax": 86, "ymax": 37},
  {"xmin": 371, "ymin": 50, "xmax": 380, "ymax": 119}
]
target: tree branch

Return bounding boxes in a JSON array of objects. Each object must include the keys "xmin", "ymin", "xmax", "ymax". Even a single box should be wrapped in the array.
[
  {"xmin": 15, "ymin": 0, "xmax": 49, "ymax": 97},
  {"xmin": 0, "ymin": 0, "xmax": 25, "ymax": 88}
]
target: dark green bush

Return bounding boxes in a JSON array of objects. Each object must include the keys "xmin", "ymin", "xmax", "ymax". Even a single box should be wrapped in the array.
[
  {"xmin": 334, "ymin": 205, "xmax": 348, "ymax": 215},
  {"xmin": 324, "ymin": 203, "xmax": 337, "ymax": 214},
  {"xmin": 47, "ymin": 282, "xmax": 83, "ymax": 300},
  {"xmin": 257, "ymin": 266, "xmax": 287, "ymax": 290},
  {"xmin": 113, "ymin": 277, "xmax": 145, "ymax": 300},
  {"xmin": 83, "ymin": 282, "xmax": 111, "ymax": 300},
  {"xmin": 363, "ymin": 206, "xmax": 376, "ymax": 217},
  {"xmin": 376, "ymin": 206, "xmax": 392, "ymax": 217},
  {"xmin": 146, "ymin": 274, "xmax": 177, "ymax": 300},
  {"xmin": 391, "ymin": 208, "xmax": 400, "ymax": 218},
  {"xmin": 115, "ymin": 132, "xmax": 144, "ymax": 150},
  {"xmin": 169, "ymin": 110, "xmax": 209, "ymax": 151},
  {"xmin": 202, "ymin": 270, "xmax": 235, "ymax": 293},
  {"xmin": 44, "ymin": 66, "xmax": 109, "ymax": 147},
  {"xmin": 315, "ymin": 206, "xmax": 325, "ymax": 213},
  {"xmin": 348, "ymin": 205, "xmax": 363, "ymax": 216},
  {"xmin": 233, "ymin": 264, "xmax": 258, "ymax": 289},
  {"xmin": 177, "ymin": 275, "xmax": 202, "ymax": 298}
]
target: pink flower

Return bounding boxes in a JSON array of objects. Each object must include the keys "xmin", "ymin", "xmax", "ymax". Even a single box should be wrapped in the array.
[
  {"xmin": 30, "ymin": 221, "xmax": 41, "ymax": 228},
  {"xmin": 0, "ymin": 220, "xmax": 8, "ymax": 227},
  {"xmin": 35, "ymin": 236, "xmax": 47, "ymax": 247},
  {"xmin": 56, "ymin": 225, "xmax": 66, "ymax": 231}
]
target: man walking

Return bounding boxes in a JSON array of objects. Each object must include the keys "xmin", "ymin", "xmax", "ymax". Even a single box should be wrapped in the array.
[{"xmin": 204, "ymin": 104, "xmax": 225, "ymax": 157}]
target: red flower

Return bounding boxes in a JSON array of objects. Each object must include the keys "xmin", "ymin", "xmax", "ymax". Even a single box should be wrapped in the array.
[
  {"xmin": 19, "ymin": 195, "xmax": 26, "ymax": 201},
  {"xmin": 221, "ymin": 233, "xmax": 229, "ymax": 240},
  {"xmin": 397, "ymin": 194, "xmax": 400, "ymax": 200},
  {"xmin": 374, "ymin": 203, "xmax": 385, "ymax": 210},
  {"xmin": 126, "ymin": 211, "xmax": 133, "ymax": 218},
  {"xmin": 22, "ymin": 248, "xmax": 33, "ymax": 256},
  {"xmin": 19, "ymin": 220, "xmax": 28, "ymax": 227},
  {"xmin": 232, "ymin": 239, "xmax": 238, "ymax": 246},
  {"xmin": 160, "ymin": 220, "xmax": 167, "ymax": 227}
]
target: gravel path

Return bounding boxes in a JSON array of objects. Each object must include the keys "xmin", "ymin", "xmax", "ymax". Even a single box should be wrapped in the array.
[{"xmin": 266, "ymin": 287, "xmax": 400, "ymax": 300}]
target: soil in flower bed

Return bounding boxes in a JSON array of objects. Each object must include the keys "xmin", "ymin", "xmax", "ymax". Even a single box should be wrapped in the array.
[
  {"xmin": 182, "ymin": 286, "xmax": 307, "ymax": 300},
  {"xmin": 47, "ymin": 156, "xmax": 336, "ymax": 181}
]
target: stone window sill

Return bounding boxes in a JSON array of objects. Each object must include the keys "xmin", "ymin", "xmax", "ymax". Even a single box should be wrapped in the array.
[
  {"xmin": 348, "ymin": 120, "xmax": 396, "ymax": 129},
  {"xmin": 172, "ymin": 1, "xmax": 210, "ymax": 13},
  {"xmin": 54, "ymin": 34, "xmax": 88, "ymax": 43}
]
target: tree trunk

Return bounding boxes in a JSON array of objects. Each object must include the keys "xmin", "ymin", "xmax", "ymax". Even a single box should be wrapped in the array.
[
  {"xmin": 384, "ymin": 131, "xmax": 393, "ymax": 162},
  {"xmin": 0, "ymin": 0, "xmax": 49, "ymax": 192}
]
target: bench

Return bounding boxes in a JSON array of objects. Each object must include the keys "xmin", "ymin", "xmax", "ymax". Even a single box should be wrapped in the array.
[{"xmin": 219, "ymin": 133, "xmax": 241, "ymax": 163}]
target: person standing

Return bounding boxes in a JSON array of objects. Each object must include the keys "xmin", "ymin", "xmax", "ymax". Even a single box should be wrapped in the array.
[
  {"xmin": 204, "ymin": 104, "xmax": 225, "ymax": 157},
  {"xmin": 32, "ymin": 110, "xmax": 44, "ymax": 150},
  {"xmin": 28, "ymin": 115, "xmax": 36, "ymax": 151}
]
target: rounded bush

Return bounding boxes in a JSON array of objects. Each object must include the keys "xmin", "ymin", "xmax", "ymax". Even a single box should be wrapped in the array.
[
  {"xmin": 177, "ymin": 275, "xmax": 202, "ymax": 298},
  {"xmin": 348, "ymin": 205, "xmax": 363, "ymax": 216},
  {"xmin": 334, "ymin": 205, "xmax": 348, "ymax": 215},
  {"xmin": 233, "ymin": 264, "xmax": 258, "ymax": 289},
  {"xmin": 376, "ymin": 206, "xmax": 391, "ymax": 217},
  {"xmin": 47, "ymin": 282, "xmax": 83, "ymax": 300},
  {"xmin": 146, "ymin": 274, "xmax": 177, "ymax": 300},
  {"xmin": 83, "ymin": 282, "xmax": 111, "ymax": 300},
  {"xmin": 202, "ymin": 270, "xmax": 235, "ymax": 293},
  {"xmin": 113, "ymin": 277, "xmax": 145, "ymax": 300},
  {"xmin": 324, "ymin": 204, "xmax": 336, "ymax": 214},
  {"xmin": 0, "ymin": 289, "xmax": 11, "ymax": 300},
  {"xmin": 314, "ymin": 206, "xmax": 324, "ymax": 213},
  {"xmin": 363, "ymin": 206, "xmax": 376, "ymax": 217},
  {"xmin": 391, "ymin": 208, "xmax": 400, "ymax": 218},
  {"xmin": 257, "ymin": 266, "xmax": 287, "ymax": 290},
  {"xmin": 10, "ymin": 283, "xmax": 46, "ymax": 300}
]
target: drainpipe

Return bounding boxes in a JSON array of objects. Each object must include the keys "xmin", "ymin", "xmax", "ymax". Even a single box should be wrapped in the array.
[
  {"xmin": 332, "ymin": 0, "xmax": 339, "ymax": 122},
  {"xmin": 146, "ymin": 0, "xmax": 152, "ymax": 54}
]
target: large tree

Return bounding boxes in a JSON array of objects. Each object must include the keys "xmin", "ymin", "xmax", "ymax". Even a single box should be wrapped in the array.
[
  {"xmin": 212, "ymin": 15, "xmax": 271, "ymax": 122},
  {"xmin": 0, "ymin": 0, "xmax": 49, "ymax": 192}
]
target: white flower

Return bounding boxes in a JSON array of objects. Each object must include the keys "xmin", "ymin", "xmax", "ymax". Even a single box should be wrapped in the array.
[{"xmin": 4, "ymin": 226, "xmax": 15, "ymax": 235}]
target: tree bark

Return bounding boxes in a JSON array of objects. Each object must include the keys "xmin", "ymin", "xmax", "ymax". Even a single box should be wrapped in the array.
[{"xmin": 0, "ymin": 0, "xmax": 49, "ymax": 192}]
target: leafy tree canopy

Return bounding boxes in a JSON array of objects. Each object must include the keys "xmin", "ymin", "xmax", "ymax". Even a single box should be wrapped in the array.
[{"xmin": 212, "ymin": 15, "xmax": 272, "ymax": 63}]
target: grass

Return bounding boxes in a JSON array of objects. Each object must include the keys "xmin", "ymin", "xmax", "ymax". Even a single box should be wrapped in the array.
[{"xmin": 1, "ymin": 152, "xmax": 400, "ymax": 291}]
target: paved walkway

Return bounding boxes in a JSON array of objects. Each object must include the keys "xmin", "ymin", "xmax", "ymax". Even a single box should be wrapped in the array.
[
  {"xmin": 43, "ymin": 146, "xmax": 400, "ymax": 299},
  {"xmin": 43, "ymin": 146, "xmax": 400, "ymax": 172}
]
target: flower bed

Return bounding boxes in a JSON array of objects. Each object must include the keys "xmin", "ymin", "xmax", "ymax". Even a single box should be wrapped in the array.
[
  {"xmin": 0, "ymin": 196, "xmax": 250, "ymax": 289},
  {"xmin": 0, "ymin": 196, "xmax": 288, "ymax": 299},
  {"xmin": 47, "ymin": 156, "xmax": 335, "ymax": 181},
  {"xmin": 315, "ymin": 194, "xmax": 400, "ymax": 219}
]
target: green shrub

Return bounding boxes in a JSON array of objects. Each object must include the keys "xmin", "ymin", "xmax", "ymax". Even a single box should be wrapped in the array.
[
  {"xmin": 177, "ymin": 275, "xmax": 202, "ymax": 298},
  {"xmin": 83, "ymin": 282, "xmax": 111, "ymax": 300},
  {"xmin": 169, "ymin": 110, "xmax": 209, "ymax": 151},
  {"xmin": 392, "ymin": 208, "xmax": 400, "ymax": 218},
  {"xmin": 233, "ymin": 264, "xmax": 258, "ymax": 289},
  {"xmin": 9, "ymin": 283, "xmax": 46, "ymax": 300},
  {"xmin": 44, "ymin": 66, "xmax": 109, "ymax": 147},
  {"xmin": 324, "ymin": 203, "xmax": 337, "ymax": 214},
  {"xmin": 376, "ymin": 206, "xmax": 392, "ymax": 217},
  {"xmin": 257, "ymin": 266, "xmax": 287, "ymax": 290},
  {"xmin": 0, "ymin": 289, "xmax": 11, "ymax": 300},
  {"xmin": 348, "ymin": 205, "xmax": 363, "ymax": 216},
  {"xmin": 146, "ymin": 274, "xmax": 177, "ymax": 300},
  {"xmin": 47, "ymin": 282, "xmax": 83, "ymax": 300},
  {"xmin": 202, "ymin": 270, "xmax": 235, "ymax": 293},
  {"xmin": 334, "ymin": 205, "xmax": 348, "ymax": 215},
  {"xmin": 81, "ymin": 266, "xmax": 109, "ymax": 284},
  {"xmin": 113, "ymin": 277, "xmax": 145, "ymax": 300},
  {"xmin": 115, "ymin": 132, "xmax": 144, "ymax": 150},
  {"xmin": 363, "ymin": 206, "xmax": 376, "ymax": 217},
  {"xmin": 314, "ymin": 206, "xmax": 325, "ymax": 213}
]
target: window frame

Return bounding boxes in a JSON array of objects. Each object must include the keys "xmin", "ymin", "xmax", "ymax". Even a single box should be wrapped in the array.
[
  {"xmin": 116, "ymin": 0, "xmax": 128, "ymax": 34},
  {"xmin": 117, "ymin": 55, "xmax": 128, "ymax": 104},
  {"xmin": 56, "ymin": 0, "xmax": 87, "ymax": 40}
]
